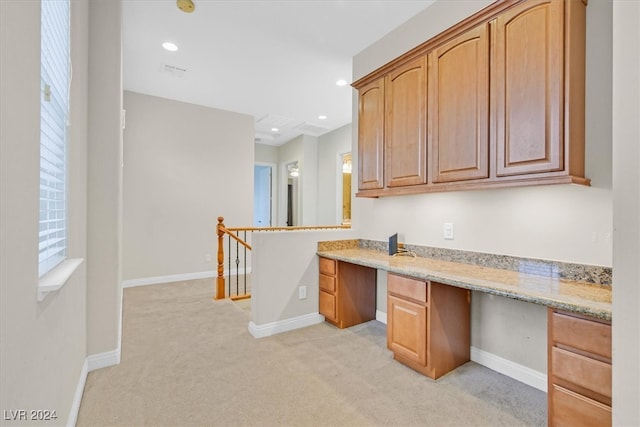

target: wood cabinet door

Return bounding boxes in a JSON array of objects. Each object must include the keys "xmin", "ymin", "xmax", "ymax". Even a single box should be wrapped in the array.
[
  {"xmin": 493, "ymin": 0, "xmax": 564, "ymax": 177},
  {"xmin": 385, "ymin": 56, "xmax": 428, "ymax": 187},
  {"xmin": 429, "ymin": 23, "xmax": 489, "ymax": 183},
  {"xmin": 387, "ymin": 294, "xmax": 427, "ymax": 366},
  {"xmin": 357, "ymin": 78, "xmax": 385, "ymax": 190}
]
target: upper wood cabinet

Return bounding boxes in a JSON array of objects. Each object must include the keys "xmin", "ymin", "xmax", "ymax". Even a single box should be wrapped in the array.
[
  {"xmin": 357, "ymin": 78, "xmax": 385, "ymax": 190},
  {"xmin": 429, "ymin": 23, "xmax": 489, "ymax": 183},
  {"xmin": 385, "ymin": 56, "xmax": 428, "ymax": 187},
  {"xmin": 353, "ymin": 0, "xmax": 589, "ymax": 198},
  {"xmin": 493, "ymin": 0, "xmax": 564, "ymax": 177}
]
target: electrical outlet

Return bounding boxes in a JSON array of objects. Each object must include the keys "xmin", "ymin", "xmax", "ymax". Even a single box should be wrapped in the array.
[
  {"xmin": 205, "ymin": 253, "xmax": 211, "ymax": 262},
  {"xmin": 443, "ymin": 223, "xmax": 454, "ymax": 240},
  {"xmin": 299, "ymin": 286, "xmax": 307, "ymax": 300}
]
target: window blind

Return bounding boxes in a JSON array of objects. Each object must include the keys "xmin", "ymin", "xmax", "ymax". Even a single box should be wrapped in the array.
[{"xmin": 39, "ymin": 0, "xmax": 70, "ymax": 277}]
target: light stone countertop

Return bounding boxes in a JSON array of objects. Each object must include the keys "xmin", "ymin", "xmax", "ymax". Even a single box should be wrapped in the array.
[{"xmin": 317, "ymin": 248, "xmax": 612, "ymax": 321}]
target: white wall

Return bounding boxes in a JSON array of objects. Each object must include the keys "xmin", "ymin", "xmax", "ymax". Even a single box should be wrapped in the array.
[
  {"xmin": 255, "ymin": 143, "xmax": 279, "ymax": 164},
  {"xmin": 611, "ymin": 1, "xmax": 640, "ymax": 424},
  {"xmin": 251, "ymin": 229, "xmax": 355, "ymax": 328},
  {"xmin": 0, "ymin": 0, "xmax": 89, "ymax": 424},
  {"xmin": 254, "ymin": 144, "xmax": 279, "ymax": 227},
  {"xmin": 277, "ymin": 136, "xmax": 304, "ymax": 227},
  {"xmin": 353, "ymin": 0, "xmax": 494, "ymax": 80},
  {"xmin": 276, "ymin": 134, "xmax": 319, "ymax": 226},
  {"xmin": 302, "ymin": 136, "xmax": 319, "ymax": 225},
  {"xmin": 122, "ymin": 91, "xmax": 254, "ymax": 281},
  {"xmin": 317, "ymin": 124, "xmax": 352, "ymax": 225},
  {"xmin": 351, "ymin": 0, "xmax": 613, "ymax": 375},
  {"xmin": 86, "ymin": 0, "xmax": 123, "ymax": 359},
  {"xmin": 262, "ymin": 126, "xmax": 350, "ymax": 228}
]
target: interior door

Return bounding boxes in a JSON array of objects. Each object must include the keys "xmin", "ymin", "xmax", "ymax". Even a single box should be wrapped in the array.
[{"xmin": 253, "ymin": 164, "xmax": 272, "ymax": 227}]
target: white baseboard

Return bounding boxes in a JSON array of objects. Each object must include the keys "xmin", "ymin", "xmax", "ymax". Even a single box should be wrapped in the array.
[
  {"xmin": 67, "ymin": 358, "xmax": 88, "ymax": 427},
  {"xmin": 371, "ymin": 312, "xmax": 545, "ymax": 391},
  {"xmin": 122, "ymin": 271, "xmax": 215, "ymax": 288},
  {"xmin": 68, "ymin": 350, "xmax": 121, "ymax": 426},
  {"xmin": 122, "ymin": 269, "xmax": 252, "ymax": 289},
  {"xmin": 87, "ymin": 349, "xmax": 121, "ymax": 372},
  {"xmin": 248, "ymin": 313, "xmax": 324, "ymax": 338},
  {"xmin": 470, "ymin": 346, "xmax": 547, "ymax": 392}
]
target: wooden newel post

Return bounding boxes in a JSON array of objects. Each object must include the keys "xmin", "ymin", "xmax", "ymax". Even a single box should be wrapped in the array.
[{"xmin": 215, "ymin": 216, "xmax": 226, "ymax": 300}]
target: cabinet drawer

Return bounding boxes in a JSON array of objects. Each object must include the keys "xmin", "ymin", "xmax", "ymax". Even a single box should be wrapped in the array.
[
  {"xmin": 551, "ymin": 311, "xmax": 611, "ymax": 359},
  {"xmin": 388, "ymin": 273, "xmax": 427, "ymax": 303},
  {"xmin": 551, "ymin": 385, "xmax": 611, "ymax": 427},
  {"xmin": 319, "ymin": 290, "xmax": 337, "ymax": 322},
  {"xmin": 319, "ymin": 257, "xmax": 336, "ymax": 276},
  {"xmin": 551, "ymin": 347, "xmax": 611, "ymax": 399},
  {"xmin": 319, "ymin": 273, "xmax": 336, "ymax": 293}
]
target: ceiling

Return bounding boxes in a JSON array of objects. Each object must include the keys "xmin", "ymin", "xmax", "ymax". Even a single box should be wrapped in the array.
[{"xmin": 122, "ymin": 0, "xmax": 434, "ymax": 146}]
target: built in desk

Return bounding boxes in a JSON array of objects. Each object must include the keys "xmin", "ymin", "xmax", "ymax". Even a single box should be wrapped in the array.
[{"xmin": 317, "ymin": 243, "xmax": 612, "ymax": 427}]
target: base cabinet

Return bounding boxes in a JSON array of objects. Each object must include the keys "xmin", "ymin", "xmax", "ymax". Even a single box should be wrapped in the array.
[
  {"xmin": 548, "ymin": 309, "xmax": 612, "ymax": 427},
  {"xmin": 318, "ymin": 257, "xmax": 376, "ymax": 329},
  {"xmin": 387, "ymin": 273, "xmax": 470, "ymax": 379}
]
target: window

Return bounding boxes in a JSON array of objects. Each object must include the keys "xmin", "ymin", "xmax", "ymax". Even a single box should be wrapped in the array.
[{"xmin": 39, "ymin": 0, "xmax": 70, "ymax": 277}]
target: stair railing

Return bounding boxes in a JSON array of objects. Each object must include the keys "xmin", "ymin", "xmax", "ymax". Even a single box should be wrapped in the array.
[{"xmin": 215, "ymin": 216, "xmax": 350, "ymax": 300}]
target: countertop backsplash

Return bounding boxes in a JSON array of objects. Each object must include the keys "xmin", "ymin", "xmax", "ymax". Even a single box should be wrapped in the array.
[{"xmin": 319, "ymin": 239, "xmax": 612, "ymax": 286}]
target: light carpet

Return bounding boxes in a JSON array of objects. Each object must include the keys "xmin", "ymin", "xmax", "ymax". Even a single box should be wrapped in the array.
[{"xmin": 77, "ymin": 279, "xmax": 546, "ymax": 426}]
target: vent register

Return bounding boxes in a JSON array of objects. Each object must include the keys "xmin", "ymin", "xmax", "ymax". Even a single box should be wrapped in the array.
[{"xmin": 160, "ymin": 64, "xmax": 187, "ymax": 78}]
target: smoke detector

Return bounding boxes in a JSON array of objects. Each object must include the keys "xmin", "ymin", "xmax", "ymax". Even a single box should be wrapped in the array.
[{"xmin": 177, "ymin": 0, "xmax": 195, "ymax": 13}]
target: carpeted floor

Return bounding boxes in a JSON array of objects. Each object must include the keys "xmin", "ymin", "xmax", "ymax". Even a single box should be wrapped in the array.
[{"xmin": 77, "ymin": 279, "xmax": 546, "ymax": 427}]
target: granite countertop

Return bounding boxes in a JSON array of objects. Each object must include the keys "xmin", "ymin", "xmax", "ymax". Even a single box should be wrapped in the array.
[{"xmin": 317, "ymin": 247, "xmax": 612, "ymax": 321}]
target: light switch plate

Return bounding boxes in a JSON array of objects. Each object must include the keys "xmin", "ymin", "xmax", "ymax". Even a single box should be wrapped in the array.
[{"xmin": 443, "ymin": 223, "xmax": 454, "ymax": 240}]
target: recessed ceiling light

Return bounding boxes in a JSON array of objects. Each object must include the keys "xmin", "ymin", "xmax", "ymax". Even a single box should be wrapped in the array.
[
  {"xmin": 271, "ymin": 128, "xmax": 279, "ymax": 132},
  {"xmin": 162, "ymin": 42, "xmax": 178, "ymax": 52},
  {"xmin": 318, "ymin": 115, "xmax": 327, "ymax": 120},
  {"xmin": 336, "ymin": 79, "xmax": 348, "ymax": 86}
]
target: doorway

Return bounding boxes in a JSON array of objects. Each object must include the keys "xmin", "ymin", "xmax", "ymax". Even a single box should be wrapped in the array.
[
  {"xmin": 341, "ymin": 152, "xmax": 352, "ymax": 225},
  {"xmin": 286, "ymin": 161, "xmax": 299, "ymax": 226},
  {"xmin": 254, "ymin": 164, "xmax": 273, "ymax": 227}
]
